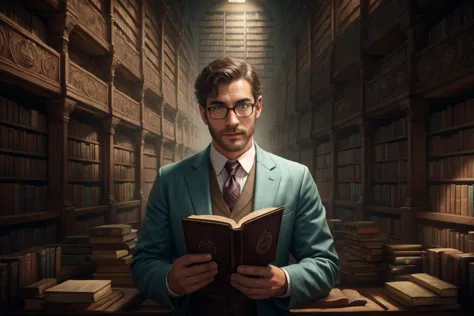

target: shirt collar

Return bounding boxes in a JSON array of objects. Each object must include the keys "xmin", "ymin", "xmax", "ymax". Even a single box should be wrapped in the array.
[{"xmin": 210, "ymin": 140, "xmax": 256, "ymax": 175}]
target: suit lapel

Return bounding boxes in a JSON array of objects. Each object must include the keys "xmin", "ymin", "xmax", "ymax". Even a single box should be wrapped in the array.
[
  {"xmin": 185, "ymin": 145, "xmax": 212, "ymax": 216},
  {"xmin": 253, "ymin": 144, "xmax": 281, "ymax": 211}
]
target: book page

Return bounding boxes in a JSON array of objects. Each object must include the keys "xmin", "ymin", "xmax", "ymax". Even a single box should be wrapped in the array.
[
  {"xmin": 187, "ymin": 214, "xmax": 238, "ymax": 228},
  {"xmin": 237, "ymin": 206, "xmax": 283, "ymax": 227}
]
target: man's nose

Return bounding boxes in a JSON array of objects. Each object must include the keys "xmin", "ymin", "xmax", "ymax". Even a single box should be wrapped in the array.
[{"xmin": 225, "ymin": 108, "xmax": 240, "ymax": 125}]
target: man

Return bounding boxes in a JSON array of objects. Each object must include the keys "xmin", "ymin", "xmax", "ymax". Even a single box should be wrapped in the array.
[{"xmin": 131, "ymin": 58, "xmax": 339, "ymax": 316}]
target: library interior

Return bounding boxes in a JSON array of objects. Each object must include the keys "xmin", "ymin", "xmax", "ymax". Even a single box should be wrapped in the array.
[{"xmin": 0, "ymin": 0, "xmax": 473, "ymax": 314}]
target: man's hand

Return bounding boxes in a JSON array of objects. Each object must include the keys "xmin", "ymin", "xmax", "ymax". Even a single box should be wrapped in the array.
[
  {"xmin": 167, "ymin": 254, "xmax": 218, "ymax": 296},
  {"xmin": 230, "ymin": 265, "xmax": 288, "ymax": 300}
]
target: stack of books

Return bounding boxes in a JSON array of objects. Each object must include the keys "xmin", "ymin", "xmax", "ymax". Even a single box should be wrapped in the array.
[
  {"xmin": 383, "ymin": 273, "xmax": 460, "ymax": 311},
  {"xmin": 327, "ymin": 219, "xmax": 346, "ymax": 254},
  {"xmin": 339, "ymin": 221, "xmax": 388, "ymax": 285},
  {"xmin": 61, "ymin": 235, "xmax": 91, "ymax": 266},
  {"xmin": 42, "ymin": 279, "xmax": 120, "ymax": 311},
  {"xmin": 89, "ymin": 224, "xmax": 137, "ymax": 287},
  {"xmin": 382, "ymin": 244, "xmax": 423, "ymax": 281},
  {"xmin": 22, "ymin": 278, "xmax": 57, "ymax": 311}
]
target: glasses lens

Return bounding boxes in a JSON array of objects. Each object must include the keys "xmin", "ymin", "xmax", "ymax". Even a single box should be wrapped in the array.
[
  {"xmin": 235, "ymin": 103, "xmax": 253, "ymax": 117},
  {"xmin": 209, "ymin": 106, "xmax": 227, "ymax": 119}
]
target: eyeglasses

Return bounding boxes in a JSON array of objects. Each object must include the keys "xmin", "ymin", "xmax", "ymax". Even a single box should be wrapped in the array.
[{"xmin": 206, "ymin": 102, "xmax": 256, "ymax": 120}]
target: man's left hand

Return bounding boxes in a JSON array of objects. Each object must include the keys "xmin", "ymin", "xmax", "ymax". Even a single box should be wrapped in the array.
[{"xmin": 230, "ymin": 265, "xmax": 288, "ymax": 300}]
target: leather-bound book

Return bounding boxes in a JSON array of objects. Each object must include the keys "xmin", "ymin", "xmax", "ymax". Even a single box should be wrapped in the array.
[
  {"xmin": 409, "ymin": 273, "xmax": 458, "ymax": 297},
  {"xmin": 22, "ymin": 278, "xmax": 57, "ymax": 298},
  {"xmin": 384, "ymin": 281, "xmax": 457, "ymax": 306},
  {"xmin": 89, "ymin": 224, "xmax": 132, "ymax": 237},
  {"xmin": 44, "ymin": 280, "xmax": 112, "ymax": 303},
  {"xmin": 182, "ymin": 206, "xmax": 284, "ymax": 295}
]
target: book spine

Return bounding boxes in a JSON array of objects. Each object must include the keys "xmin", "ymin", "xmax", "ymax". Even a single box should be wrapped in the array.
[{"xmin": 392, "ymin": 256, "xmax": 422, "ymax": 265}]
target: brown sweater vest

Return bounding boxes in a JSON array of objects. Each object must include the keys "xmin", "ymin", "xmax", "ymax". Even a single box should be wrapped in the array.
[{"xmin": 188, "ymin": 161, "xmax": 258, "ymax": 316}]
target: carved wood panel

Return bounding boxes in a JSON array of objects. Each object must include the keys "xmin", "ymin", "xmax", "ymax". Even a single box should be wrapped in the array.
[
  {"xmin": 113, "ymin": 89, "xmax": 140, "ymax": 125},
  {"xmin": 144, "ymin": 60, "xmax": 161, "ymax": 95},
  {"xmin": 163, "ymin": 119, "xmax": 175, "ymax": 141},
  {"xmin": 69, "ymin": 0, "xmax": 107, "ymax": 44},
  {"xmin": 416, "ymin": 23, "xmax": 474, "ymax": 93},
  {"xmin": 114, "ymin": 30, "xmax": 141, "ymax": 79},
  {"xmin": 176, "ymin": 124, "xmax": 183, "ymax": 144},
  {"xmin": 143, "ymin": 107, "xmax": 161, "ymax": 135},
  {"xmin": 68, "ymin": 61, "xmax": 108, "ymax": 110},
  {"xmin": 334, "ymin": 92, "xmax": 361, "ymax": 123},
  {"xmin": 367, "ymin": 61, "xmax": 409, "ymax": 110},
  {"xmin": 0, "ymin": 18, "xmax": 60, "ymax": 92}
]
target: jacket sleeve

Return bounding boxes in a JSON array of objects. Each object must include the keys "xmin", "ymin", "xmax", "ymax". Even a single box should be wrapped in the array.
[
  {"xmin": 273, "ymin": 166, "xmax": 339, "ymax": 310},
  {"xmin": 131, "ymin": 167, "xmax": 187, "ymax": 311}
]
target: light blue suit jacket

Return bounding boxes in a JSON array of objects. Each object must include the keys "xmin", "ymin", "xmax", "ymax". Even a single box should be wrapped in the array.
[{"xmin": 131, "ymin": 143, "xmax": 339, "ymax": 315}]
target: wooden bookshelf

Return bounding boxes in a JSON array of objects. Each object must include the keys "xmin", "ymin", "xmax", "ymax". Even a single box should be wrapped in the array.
[
  {"xmin": 426, "ymin": 99, "xmax": 474, "ymax": 226},
  {"xmin": 113, "ymin": 129, "xmax": 137, "ymax": 204},
  {"xmin": 0, "ymin": 95, "xmax": 50, "ymax": 226},
  {"xmin": 370, "ymin": 116, "xmax": 408, "ymax": 209},
  {"xmin": 67, "ymin": 116, "xmax": 104, "ymax": 210},
  {"xmin": 314, "ymin": 137, "xmax": 333, "ymax": 212},
  {"xmin": 335, "ymin": 128, "xmax": 362, "ymax": 208},
  {"xmin": 143, "ymin": 137, "xmax": 159, "ymax": 199}
]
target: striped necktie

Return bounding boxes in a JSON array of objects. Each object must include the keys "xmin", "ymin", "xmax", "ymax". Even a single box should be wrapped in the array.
[{"xmin": 223, "ymin": 160, "xmax": 241, "ymax": 210}]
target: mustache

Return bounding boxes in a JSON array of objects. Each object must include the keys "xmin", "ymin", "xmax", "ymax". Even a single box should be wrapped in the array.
[{"xmin": 220, "ymin": 128, "xmax": 245, "ymax": 134}]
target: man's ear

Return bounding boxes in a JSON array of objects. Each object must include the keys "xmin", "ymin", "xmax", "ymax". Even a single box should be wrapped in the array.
[
  {"xmin": 255, "ymin": 96, "xmax": 263, "ymax": 119},
  {"xmin": 199, "ymin": 105, "xmax": 209, "ymax": 125}
]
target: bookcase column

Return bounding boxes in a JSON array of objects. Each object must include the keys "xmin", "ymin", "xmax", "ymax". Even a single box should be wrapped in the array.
[
  {"xmin": 356, "ymin": 121, "xmax": 370, "ymax": 221},
  {"xmin": 137, "ymin": 130, "xmax": 147, "ymax": 225},
  {"xmin": 47, "ymin": 99, "xmax": 76, "ymax": 240},
  {"xmin": 404, "ymin": 103, "xmax": 430, "ymax": 209},
  {"xmin": 104, "ymin": 117, "xmax": 120, "ymax": 224}
]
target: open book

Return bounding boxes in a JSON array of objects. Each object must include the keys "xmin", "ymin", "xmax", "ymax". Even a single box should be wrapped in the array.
[
  {"xmin": 182, "ymin": 206, "xmax": 284, "ymax": 294},
  {"xmin": 291, "ymin": 288, "xmax": 368, "ymax": 310}
]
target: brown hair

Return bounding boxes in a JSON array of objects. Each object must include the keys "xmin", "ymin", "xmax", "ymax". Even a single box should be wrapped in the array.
[{"xmin": 194, "ymin": 57, "xmax": 262, "ymax": 108}]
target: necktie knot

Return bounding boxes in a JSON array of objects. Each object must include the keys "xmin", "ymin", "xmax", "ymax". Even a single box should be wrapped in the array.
[{"xmin": 224, "ymin": 160, "xmax": 240, "ymax": 176}]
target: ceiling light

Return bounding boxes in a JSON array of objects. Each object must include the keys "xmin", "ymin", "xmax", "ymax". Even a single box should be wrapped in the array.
[{"xmin": 228, "ymin": 0, "xmax": 246, "ymax": 2}]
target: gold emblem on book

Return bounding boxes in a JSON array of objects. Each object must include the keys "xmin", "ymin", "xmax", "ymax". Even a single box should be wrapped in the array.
[
  {"xmin": 198, "ymin": 239, "xmax": 217, "ymax": 256},
  {"xmin": 256, "ymin": 230, "xmax": 272, "ymax": 255}
]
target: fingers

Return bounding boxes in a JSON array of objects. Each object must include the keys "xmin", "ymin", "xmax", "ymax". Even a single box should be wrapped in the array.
[
  {"xmin": 231, "ymin": 273, "xmax": 267, "ymax": 289},
  {"xmin": 231, "ymin": 281, "xmax": 269, "ymax": 300},
  {"xmin": 175, "ymin": 253, "xmax": 212, "ymax": 268},
  {"xmin": 187, "ymin": 268, "xmax": 218, "ymax": 287},
  {"xmin": 237, "ymin": 265, "xmax": 272, "ymax": 278},
  {"xmin": 182, "ymin": 260, "xmax": 217, "ymax": 277}
]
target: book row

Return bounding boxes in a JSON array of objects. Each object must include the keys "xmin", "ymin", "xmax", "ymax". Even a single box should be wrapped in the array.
[
  {"xmin": 368, "ymin": 215, "xmax": 402, "ymax": 240},
  {"xmin": 69, "ymin": 119, "xmax": 100, "ymax": 142},
  {"xmin": 0, "ymin": 2, "xmax": 48, "ymax": 44},
  {"xmin": 336, "ymin": 183, "xmax": 361, "ymax": 201},
  {"xmin": 337, "ymin": 148, "xmax": 361, "ymax": 165},
  {"xmin": 429, "ymin": 184, "xmax": 474, "ymax": 217},
  {"xmin": 337, "ymin": 164, "xmax": 361, "ymax": 181},
  {"xmin": 418, "ymin": 224, "xmax": 472, "ymax": 253},
  {"xmin": 117, "ymin": 208, "xmax": 140, "ymax": 225},
  {"xmin": 374, "ymin": 140, "xmax": 408, "ymax": 162},
  {"xmin": 428, "ymin": 99, "xmax": 474, "ymax": 132},
  {"xmin": 113, "ymin": 148, "xmax": 136, "ymax": 165},
  {"xmin": 113, "ymin": 135, "xmax": 136, "ymax": 151},
  {"xmin": 428, "ymin": 155, "xmax": 474, "ymax": 180},
  {"xmin": 374, "ymin": 118, "xmax": 408, "ymax": 143},
  {"xmin": 0, "ymin": 223, "xmax": 57, "ymax": 256},
  {"xmin": 315, "ymin": 168, "xmax": 332, "ymax": 182},
  {"xmin": 337, "ymin": 133, "xmax": 361, "ymax": 150},
  {"xmin": 143, "ymin": 155, "xmax": 157, "ymax": 169},
  {"xmin": 67, "ymin": 185, "xmax": 102, "ymax": 209},
  {"xmin": 0, "ymin": 184, "xmax": 47, "ymax": 217},
  {"xmin": 372, "ymin": 184, "xmax": 407, "ymax": 208},
  {"xmin": 114, "ymin": 182, "xmax": 136, "ymax": 203},
  {"xmin": 373, "ymin": 160, "xmax": 407, "ymax": 181},
  {"xmin": 113, "ymin": 165, "xmax": 136, "ymax": 181},
  {"xmin": 0, "ymin": 97, "xmax": 47, "ymax": 132},
  {"xmin": 68, "ymin": 140, "xmax": 102, "ymax": 162},
  {"xmin": 0, "ymin": 126, "xmax": 48, "ymax": 155},
  {"xmin": 0, "ymin": 154, "xmax": 47, "ymax": 178},
  {"xmin": 429, "ymin": 128, "xmax": 474, "ymax": 156},
  {"xmin": 69, "ymin": 162, "xmax": 102, "ymax": 182},
  {"xmin": 316, "ymin": 141, "xmax": 332, "ymax": 155},
  {"xmin": 428, "ymin": 0, "xmax": 473, "ymax": 46}
]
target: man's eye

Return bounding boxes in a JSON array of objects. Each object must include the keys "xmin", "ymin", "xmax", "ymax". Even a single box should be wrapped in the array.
[
  {"xmin": 210, "ymin": 106, "xmax": 226, "ymax": 112},
  {"xmin": 237, "ymin": 103, "xmax": 250, "ymax": 109}
]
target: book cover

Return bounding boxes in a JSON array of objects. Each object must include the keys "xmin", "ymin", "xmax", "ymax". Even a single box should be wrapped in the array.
[
  {"xmin": 182, "ymin": 206, "xmax": 284, "ymax": 294},
  {"xmin": 409, "ymin": 273, "xmax": 458, "ymax": 297}
]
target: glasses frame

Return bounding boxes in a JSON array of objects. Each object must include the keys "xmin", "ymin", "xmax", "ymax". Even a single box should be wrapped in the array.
[{"xmin": 206, "ymin": 102, "xmax": 256, "ymax": 120}]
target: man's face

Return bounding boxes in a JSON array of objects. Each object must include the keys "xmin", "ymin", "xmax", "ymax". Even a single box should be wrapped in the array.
[{"xmin": 199, "ymin": 79, "xmax": 262, "ymax": 154}]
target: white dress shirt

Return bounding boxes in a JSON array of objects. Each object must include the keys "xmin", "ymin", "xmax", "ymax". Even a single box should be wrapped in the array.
[{"xmin": 167, "ymin": 141, "xmax": 291, "ymax": 298}]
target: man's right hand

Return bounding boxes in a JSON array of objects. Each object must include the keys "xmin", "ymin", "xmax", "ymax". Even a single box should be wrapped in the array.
[{"xmin": 167, "ymin": 253, "xmax": 218, "ymax": 296}]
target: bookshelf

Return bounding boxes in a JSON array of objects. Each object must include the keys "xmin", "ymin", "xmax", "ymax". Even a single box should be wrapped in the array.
[
  {"xmin": 417, "ymin": 98, "xmax": 474, "ymax": 247},
  {"xmin": 314, "ymin": 136, "xmax": 333, "ymax": 217},
  {"xmin": 370, "ymin": 116, "xmax": 408, "ymax": 209},
  {"xmin": 67, "ymin": 116, "xmax": 104, "ymax": 210},
  {"xmin": 113, "ymin": 129, "xmax": 137, "ymax": 204},
  {"xmin": 143, "ymin": 138, "xmax": 158, "ymax": 200},
  {"xmin": 335, "ymin": 128, "xmax": 362, "ymax": 204}
]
